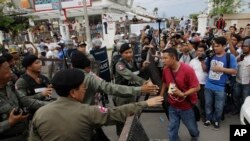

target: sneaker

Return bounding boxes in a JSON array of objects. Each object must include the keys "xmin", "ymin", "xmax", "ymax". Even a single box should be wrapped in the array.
[
  {"xmin": 204, "ymin": 120, "xmax": 211, "ymax": 127},
  {"xmin": 214, "ymin": 122, "xmax": 220, "ymax": 130}
]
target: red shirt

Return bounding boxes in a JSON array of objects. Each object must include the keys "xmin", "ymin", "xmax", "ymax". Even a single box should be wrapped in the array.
[{"xmin": 162, "ymin": 63, "xmax": 199, "ymax": 110}]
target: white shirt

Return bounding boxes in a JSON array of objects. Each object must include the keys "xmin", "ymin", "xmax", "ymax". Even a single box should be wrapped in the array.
[
  {"xmin": 236, "ymin": 54, "xmax": 250, "ymax": 84},
  {"xmin": 46, "ymin": 43, "xmax": 58, "ymax": 51},
  {"xmin": 103, "ymin": 15, "xmax": 108, "ymax": 23},
  {"xmin": 179, "ymin": 54, "xmax": 192, "ymax": 64},
  {"xmin": 179, "ymin": 20, "xmax": 185, "ymax": 29},
  {"xmin": 189, "ymin": 57, "xmax": 208, "ymax": 84}
]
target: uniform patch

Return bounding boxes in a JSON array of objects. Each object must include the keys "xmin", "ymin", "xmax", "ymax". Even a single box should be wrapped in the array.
[
  {"xmin": 98, "ymin": 106, "xmax": 108, "ymax": 113},
  {"xmin": 118, "ymin": 64, "xmax": 125, "ymax": 71},
  {"xmin": 15, "ymin": 84, "xmax": 19, "ymax": 90}
]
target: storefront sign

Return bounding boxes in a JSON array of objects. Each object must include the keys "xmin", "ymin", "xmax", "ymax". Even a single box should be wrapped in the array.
[{"xmin": 34, "ymin": 0, "xmax": 92, "ymax": 11}]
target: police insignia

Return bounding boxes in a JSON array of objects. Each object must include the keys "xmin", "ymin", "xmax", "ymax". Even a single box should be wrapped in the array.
[
  {"xmin": 98, "ymin": 106, "xmax": 108, "ymax": 113},
  {"xmin": 118, "ymin": 64, "xmax": 125, "ymax": 71}
]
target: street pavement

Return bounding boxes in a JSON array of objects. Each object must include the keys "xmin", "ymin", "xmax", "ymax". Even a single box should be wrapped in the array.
[{"xmin": 103, "ymin": 109, "xmax": 240, "ymax": 141}]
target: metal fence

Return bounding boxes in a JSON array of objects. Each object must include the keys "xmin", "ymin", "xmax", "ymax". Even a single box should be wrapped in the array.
[
  {"xmin": 39, "ymin": 58, "xmax": 69, "ymax": 80},
  {"xmin": 119, "ymin": 112, "xmax": 149, "ymax": 141}
]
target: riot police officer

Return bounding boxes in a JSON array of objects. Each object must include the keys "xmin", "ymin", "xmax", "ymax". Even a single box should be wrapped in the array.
[
  {"xmin": 15, "ymin": 55, "xmax": 53, "ymax": 103},
  {"xmin": 29, "ymin": 69, "xmax": 163, "ymax": 141},
  {"xmin": 114, "ymin": 43, "xmax": 150, "ymax": 135},
  {"xmin": 0, "ymin": 56, "xmax": 46, "ymax": 140}
]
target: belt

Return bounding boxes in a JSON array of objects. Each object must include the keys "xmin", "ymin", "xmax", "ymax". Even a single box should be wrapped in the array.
[{"xmin": 0, "ymin": 132, "xmax": 24, "ymax": 140}]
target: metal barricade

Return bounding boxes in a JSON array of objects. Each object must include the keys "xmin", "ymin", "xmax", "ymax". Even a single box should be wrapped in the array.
[
  {"xmin": 119, "ymin": 112, "xmax": 149, "ymax": 141},
  {"xmin": 39, "ymin": 58, "xmax": 69, "ymax": 80}
]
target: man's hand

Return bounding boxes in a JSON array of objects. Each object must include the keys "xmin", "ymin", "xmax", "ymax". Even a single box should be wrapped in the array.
[
  {"xmin": 172, "ymin": 87, "xmax": 185, "ymax": 98},
  {"xmin": 41, "ymin": 88, "xmax": 53, "ymax": 97},
  {"xmin": 142, "ymin": 61, "xmax": 150, "ymax": 69},
  {"xmin": 141, "ymin": 82, "xmax": 159, "ymax": 95},
  {"xmin": 146, "ymin": 96, "xmax": 163, "ymax": 107},
  {"xmin": 212, "ymin": 64, "xmax": 224, "ymax": 72},
  {"xmin": 8, "ymin": 108, "xmax": 29, "ymax": 126}
]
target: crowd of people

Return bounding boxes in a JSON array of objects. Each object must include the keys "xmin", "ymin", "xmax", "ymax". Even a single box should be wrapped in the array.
[{"xmin": 0, "ymin": 13, "xmax": 250, "ymax": 141}]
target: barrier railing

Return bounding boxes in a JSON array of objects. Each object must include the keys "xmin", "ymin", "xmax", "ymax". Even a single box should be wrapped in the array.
[{"xmin": 119, "ymin": 112, "xmax": 149, "ymax": 141}]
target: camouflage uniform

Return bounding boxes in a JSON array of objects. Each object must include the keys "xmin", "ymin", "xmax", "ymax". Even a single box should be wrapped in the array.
[
  {"xmin": 114, "ymin": 59, "xmax": 145, "ymax": 106},
  {"xmin": 114, "ymin": 58, "xmax": 146, "ymax": 135},
  {"xmin": 0, "ymin": 82, "xmax": 47, "ymax": 140},
  {"xmin": 29, "ymin": 97, "xmax": 148, "ymax": 141},
  {"xmin": 15, "ymin": 73, "xmax": 51, "ymax": 100},
  {"xmin": 80, "ymin": 70, "xmax": 141, "ymax": 105}
]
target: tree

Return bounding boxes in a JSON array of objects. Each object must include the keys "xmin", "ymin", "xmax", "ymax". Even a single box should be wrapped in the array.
[
  {"xmin": 0, "ymin": 0, "xmax": 30, "ymax": 42},
  {"xmin": 209, "ymin": 0, "xmax": 241, "ymax": 16}
]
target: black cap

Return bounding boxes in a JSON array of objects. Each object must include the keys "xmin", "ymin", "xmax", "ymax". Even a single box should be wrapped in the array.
[
  {"xmin": 71, "ymin": 51, "xmax": 91, "ymax": 69},
  {"xmin": 22, "ymin": 55, "xmax": 38, "ymax": 68},
  {"xmin": 2, "ymin": 53, "xmax": 13, "ymax": 62},
  {"xmin": 119, "ymin": 43, "xmax": 131, "ymax": 54},
  {"xmin": 52, "ymin": 69, "xmax": 85, "ymax": 97}
]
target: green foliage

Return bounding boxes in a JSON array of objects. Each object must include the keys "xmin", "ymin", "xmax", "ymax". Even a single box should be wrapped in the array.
[
  {"xmin": 189, "ymin": 13, "xmax": 199, "ymax": 19},
  {"xmin": 0, "ymin": 1, "xmax": 30, "ymax": 39},
  {"xmin": 209, "ymin": 0, "xmax": 241, "ymax": 16}
]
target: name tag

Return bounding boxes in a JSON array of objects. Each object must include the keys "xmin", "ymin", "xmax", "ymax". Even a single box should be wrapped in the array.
[
  {"xmin": 34, "ymin": 88, "xmax": 46, "ymax": 93},
  {"xmin": 133, "ymin": 71, "xmax": 139, "ymax": 75}
]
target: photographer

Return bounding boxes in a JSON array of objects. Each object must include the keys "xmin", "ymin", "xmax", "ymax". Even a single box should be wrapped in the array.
[
  {"xmin": 189, "ymin": 45, "xmax": 208, "ymax": 121},
  {"xmin": 0, "ymin": 56, "xmax": 46, "ymax": 140},
  {"xmin": 203, "ymin": 37, "xmax": 237, "ymax": 130}
]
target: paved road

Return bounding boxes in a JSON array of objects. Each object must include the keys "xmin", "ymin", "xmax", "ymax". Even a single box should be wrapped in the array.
[{"xmin": 103, "ymin": 95, "xmax": 240, "ymax": 141}]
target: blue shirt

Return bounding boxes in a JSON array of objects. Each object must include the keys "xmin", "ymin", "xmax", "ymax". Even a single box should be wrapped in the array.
[{"xmin": 205, "ymin": 53, "xmax": 237, "ymax": 91}]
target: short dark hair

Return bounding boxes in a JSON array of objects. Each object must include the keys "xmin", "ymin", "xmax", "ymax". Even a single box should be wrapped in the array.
[
  {"xmin": 197, "ymin": 45, "xmax": 207, "ymax": 51},
  {"xmin": 231, "ymin": 34, "xmax": 242, "ymax": 42},
  {"xmin": 52, "ymin": 69, "xmax": 85, "ymax": 97},
  {"xmin": 71, "ymin": 51, "xmax": 91, "ymax": 69},
  {"xmin": 162, "ymin": 47, "xmax": 179, "ymax": 60},
  {"xmin": 0, "ymin": 56, "xmax": 7, "ymax": 67},
  {"xmin": 2, "ymin": 54, "xmax": 13, "ymax": 62},
  {"xmin": 213, "ymin": 37, "xmax": 227, "ymax": 46},
  {"xmin": 244, "ymin": 36, "xmax": 250, "ymax": 40},
  {"xmin": 229, "ymin": 26, "xmax": 237, "ymax": 31}
]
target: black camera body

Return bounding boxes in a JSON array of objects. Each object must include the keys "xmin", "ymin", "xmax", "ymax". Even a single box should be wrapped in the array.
[
  {"xmin": 240, "ymin": 54, "xmax": 246, "ymax": 61},
  {"xmin": 205, "ymin": 49, "xmax": 215, "ymax": 58},
  {"xmin": 13, "ymin": 107, "xmax": 29, "ymax": 116},
  {"xmin": 198, "ymin": 54, "xmax": 207, "ymax": 61}
]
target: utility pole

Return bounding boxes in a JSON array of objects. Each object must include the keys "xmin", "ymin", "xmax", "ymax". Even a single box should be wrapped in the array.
[
  {"xmin": 83, "ymin": 0, "xmax": 92, "ymax": 50},
  {"xmin": 58, "ymin": 0, "xmax": 69, "ymax": 40}
]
